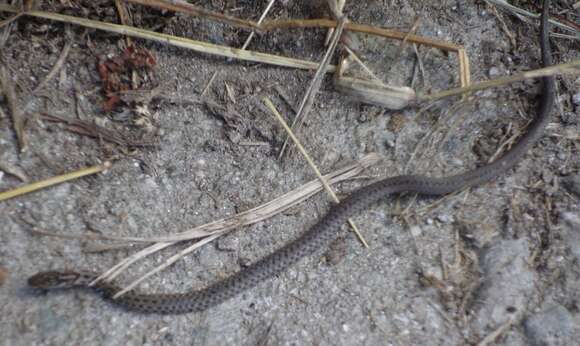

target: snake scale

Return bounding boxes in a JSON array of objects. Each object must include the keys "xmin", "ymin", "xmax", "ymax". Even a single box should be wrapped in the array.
[{"xmin": 28, "ymin": 1, "xmax": 556, "ymax": 314}]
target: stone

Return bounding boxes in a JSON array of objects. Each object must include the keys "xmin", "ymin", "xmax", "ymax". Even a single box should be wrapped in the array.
[
  {"xmin": 471, "ymin": 239, "xmax": 536, "ymax": 333},
  {"xmin": 524, "ymin": 305, "xmax": 574, "ymax": 346}
]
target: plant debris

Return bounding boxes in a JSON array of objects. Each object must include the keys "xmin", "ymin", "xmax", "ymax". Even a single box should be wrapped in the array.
[{"xmin": 97, "ymin": 44, "xmax": 156, "ymax": 112}]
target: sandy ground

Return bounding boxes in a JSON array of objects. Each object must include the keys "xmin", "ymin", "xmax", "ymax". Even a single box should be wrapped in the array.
[{"xmin": 1, "ymin": 1, "xmax": 579, "ymax": 345}]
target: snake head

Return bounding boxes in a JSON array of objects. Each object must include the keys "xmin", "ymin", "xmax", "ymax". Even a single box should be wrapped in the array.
[{"xmin": 28, "ymin": 271, "xmax": 88, "ymax": 289}]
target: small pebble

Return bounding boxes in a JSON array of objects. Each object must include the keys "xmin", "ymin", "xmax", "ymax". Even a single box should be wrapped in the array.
[
  {"xmin": 436, "ymin": 214, "xmax": 453, "ymax": 223},
  {"xmin": 471, "ymin": 239, "xmax": 535, "ymax": 332},
  {"xmin": 489, "ymin": 67, "xmax": 501, "ymax": 78},
  {"xmin": 572, "ymin": 92, "xmax": 580, "ymax": 106},
  {"xmin": 382, "ymin": 131, "xmax": 396, "ymax": 148}
]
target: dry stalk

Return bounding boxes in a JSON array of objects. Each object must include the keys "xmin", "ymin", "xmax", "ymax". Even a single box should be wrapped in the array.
[
  {"xmin": 0, "ymin": 65, "xmax": 27, "ymax": 152},
  {"xmin": 264, "ymin": 97, "xmax": 368, "ymax": 247},
  {"xmin": 0, "ymin": 162, "xmax": 112, "ymax": 201},
  {"xmin": 419, "ymin": 60, "xmax": 580, "ymax": 102},
  {"xmin": 93, "ymin": 153, "xmax": 380, "ymax": 286},
  {"xmin": 0, "ymin": 4, "xmax": 331, "ymax": 72},
  {"xmin": 125, "ymin": 0, "xmax": 259, "ymax": 30},
  {"xmin": 277, "ymin": 17, "xmax": 346, "ymax": 158}
]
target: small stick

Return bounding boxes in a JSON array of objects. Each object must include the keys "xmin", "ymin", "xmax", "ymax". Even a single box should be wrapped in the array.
[
  {"xmin": 30, "ymin": 39, "xmax": 72, "ymax": 96},
  {"xmin": 458, "ymin": 49, "xmax": 471, "ymax": 87},
  {"xmin": 0, "ymin": 5, "xmax": 468, "ymax": 81},
  {"xmin": 261, "ymin": 19, "xmax": 463, "ymax": 51},
  {"xmin": 112, "ymin": 232, "xmax": 223, "ymax": 298},
  {"xmin": 41, "ymin": 112, "xmax": 158, "ymax": 147},
  {"xmin": 278, "ymin": 17, "xmax": 347, "ymax": 159},
  {"xmin": 484, "ymin": 0, "xmax": 579, "ymax": 36},
  {"xmin": 125, "ymin": 0, "xmax": 260, "ymax": 30},
  {"xmin": 84, "ymin": 243, "xmax": 136, "ymax": 253},
  {"xmin": 324, "ymin": 0, "xmax": 346, "ymax": 46},
  {"xmin": 0, "ymin": 5, "xmax": 332, "ymax": 72},
  {"xmin": 224, "ymin": 81, "xmax": 236, "ymax": 103},
  {"xmin": 342, "ymin": 46, "xmax": 385, "ymax": 86},
  {"xmin": 0, "ymin": 13, "xmax": 22, "ymax": 29},
  {"xmin": 27, "ymin": 228, "xmax": 126, "ymax": 242},
  {"xmin": 489, "ymin": 5, "xmax": 517, "ymax": 49},
  {"xmin": 392, "ymin": 17, "xmax": 421, "ymax": 63},
  {"xmin": 115, "ymin": 0, "xmax": 133, "ymax": 45},
  {"xmin": 488, "ymin": 122, "xmax": 518, "ymax": 163},
  {"xmin": 411, "ymin": 44, "xmax": 425, "ymax": 88},
  {"xmin": 419, "ymin": 59, "xmax": 580, "ymax": 102},
  {"xmin": 0, "ymin": 160, "xmax": 28, "ymax": 182},
  {"xmin": 240, "ymin": 0, "xmax": 276, "ymax": 50},
  {"xmin": 94, "ymin": 154, "xmax": 380, "ymax": 283},
  {"xmin": 264, "ymin": 97, "xmax": 368, "ymax": 247},
  {"xmin": 200, "ymin": 71, "xmax": 218, "ymax": 97},
  {"xmin": 476, "ymin": 318, "xmax": 514, "ymax": 346},
  {"xmin": 0, "ymin": 66, "xmax": 27, "ymax": 152},
  {"xmin": 0, "ymin": 162, "xmax": 112, "ymax": 202},
  {"xmin": 274, "ymin": 85, "xmax": 299, "ymax": 114}
]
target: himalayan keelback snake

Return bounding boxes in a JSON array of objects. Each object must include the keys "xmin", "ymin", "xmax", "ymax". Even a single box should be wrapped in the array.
[{"xmin": 28, "ymin": 0, "xmax": 556, "ymax": 314}]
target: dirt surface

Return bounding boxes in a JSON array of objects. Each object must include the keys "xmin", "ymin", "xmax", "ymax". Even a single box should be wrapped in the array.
[{"xmin": 1, "ymin": 1, "xmax": 579, "ymax": 345}]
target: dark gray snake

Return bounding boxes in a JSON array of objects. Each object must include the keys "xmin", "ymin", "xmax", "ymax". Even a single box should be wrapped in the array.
[{"xmin": 28, "ymin": 1, "xmax": 556, "ymax": 314}]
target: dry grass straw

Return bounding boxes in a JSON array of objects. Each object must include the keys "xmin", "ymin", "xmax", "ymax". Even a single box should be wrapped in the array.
[
  {"xmin": 30, "ymin": 39, "xmax": 72, "ymax": 96},
  {"xmin": 0, "ymin": 65, "xmax": 27, "ymax": 152},
  {"xmin": 419, "ymin": 60, "xmax": 580, "ymax": 102},
  {"xmin": 476, "ymin": 317, "xmax": 515, "ymax": 346},
  {"xmin": 0, "ymin": 3, "xmax": 469, "ymax": 79},
  {"xmin": 0, "ymin": 4, "xmax": 330, "ymax": 72},
  {"xmin": 277, "ymin": 16, "xmax": 347, "ymax": 158},
  {"xmin": 0, "ymin": 162, "xmax": 112, "ymax": 202},
  {"xmin": 485, "ymin": 0, "xmax": 579, "ymax": 40},
  {"xmin": 264, "ymin": 97, "xmax": 368, "ymax": 247},
  {"xmin": 93, "ymin": 153, "xmax": 380, "ymax": 289},
  {"xmin": 0, "ymin": 11, "xmax": 22, "ymax": 28},
  {"xmin": 239, "ymin": 0, "xmax": 276, "ymax": 50},
  {"xmin": 125, "ymin": 0, "xmax": 260, "ymax": 30},
  {"xmin": 111, "ymin": 232, "xmax": 223, "ymax": 298}
]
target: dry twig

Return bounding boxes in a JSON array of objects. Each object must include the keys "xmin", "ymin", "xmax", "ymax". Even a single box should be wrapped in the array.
[
  {"xmin": 419, "ymin": 60, "xmax": 580, "ymax": 102},
  {"xmin": 240, "ymin": 0, "xmax": 276, "ymax": 50},
  {"xmin": 0, "ymin": 4, "xmax": 468, "ymax": 78},
  {"xmin": 30, "ymin": 36, "xmax": 72, "ymax": 96},
  {"xmin": 277, "ymin": 17, "xmax": 347, "ymax": 159},
  {"xmin": 0, "ymin": 162, "xmax": 112, "ymax": 202},
  {"xmin": 264, "ymin": 97, "xmax": 368, "ymax": 247},
  {"xmin": 0, "ymin": 65, "xmax": 27, "ymax": 152},
  {"xmin": 41, "ymin": 112, "xmax": 158, "ymax": 147},
  {"xmin": 0, "ymin": 4, "xmax": 331, "ymax": 72},
  {"xmin": 476, "ymin": 318, "xmax": 515, "ymax": 346},
  {"xmin": 485, "ymin": 0, "xmax": 580, "ymax": 40},
  {"xmin": 93, "ymin": 154, "xmax": 379, "ymax": 287}
]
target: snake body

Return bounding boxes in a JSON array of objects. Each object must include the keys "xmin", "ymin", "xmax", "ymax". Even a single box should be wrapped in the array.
[{"xmin": 28, "ymin": 1, "xmax": 556, "ymax": 314}]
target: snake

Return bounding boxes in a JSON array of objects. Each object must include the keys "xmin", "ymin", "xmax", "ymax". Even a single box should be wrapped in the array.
[{"xmin": 28, "ymin": 0, "xmax": 556, "ymax": 314}]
